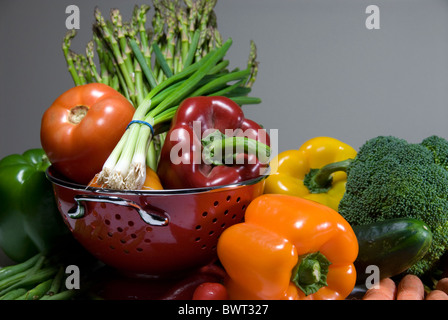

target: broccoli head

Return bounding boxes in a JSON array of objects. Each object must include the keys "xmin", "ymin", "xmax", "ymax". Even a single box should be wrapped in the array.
[{"xmin": 338, "ymin": 135, "xmax": 448, "ymax": 276}]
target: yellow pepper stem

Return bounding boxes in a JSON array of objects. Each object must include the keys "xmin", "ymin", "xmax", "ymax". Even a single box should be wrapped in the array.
[
  {"xmin": 291, "ymin": 251, "xmax": 331, "ymax": 296},
  {"xmin": 303, "ymin": 158, "xmax": 353, "ymax": 193}
]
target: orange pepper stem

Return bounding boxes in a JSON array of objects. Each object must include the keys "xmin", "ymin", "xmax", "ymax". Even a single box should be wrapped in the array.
[
  {"xmin": 291, "ymin": 252, "xmax": 331, "ymax": 296},
  {"xmin": 303, "ymin": 158, "xmax": 353, "ymax": 193}
]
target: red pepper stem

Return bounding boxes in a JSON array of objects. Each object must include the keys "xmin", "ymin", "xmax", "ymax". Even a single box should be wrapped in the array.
[
  {"xmin": 291, "ymin": 252, "xmax": 331, "ymax": 296},
  {"xmin": 202, "ymin": 131, "xmax": 270, "ymax": 166},
  {"xmin": 303, "ymin": 158, "xmax": 353, "ymax": 193}
]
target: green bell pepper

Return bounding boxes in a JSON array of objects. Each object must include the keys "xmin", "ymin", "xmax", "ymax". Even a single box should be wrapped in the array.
[{"xmin": 0, "ymin": 149, "xmax": 70, "ymax": 262}]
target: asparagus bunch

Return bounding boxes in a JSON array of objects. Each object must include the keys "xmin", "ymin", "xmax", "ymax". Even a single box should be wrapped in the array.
[
  {"xmin": 62, "ymin": 0, "xmax": 261, "ymax": 189},
  {"xmin": 63, "ymin": 0, "xmax": 258, "ymax": 106},
  {"xmin": 0, "ymin": 251, "xmax": 97, "ymax": 300}
]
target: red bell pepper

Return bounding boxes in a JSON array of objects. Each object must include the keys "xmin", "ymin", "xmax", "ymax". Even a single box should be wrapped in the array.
[{"xmin": 157, "ymin": 96, "xmax": 270, "ymax": 189}]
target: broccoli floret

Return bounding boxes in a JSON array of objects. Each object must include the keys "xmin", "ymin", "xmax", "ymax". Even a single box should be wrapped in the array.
[{"xmin": 338, "ymin": 135, "xmax": 448, "ymax": 276}]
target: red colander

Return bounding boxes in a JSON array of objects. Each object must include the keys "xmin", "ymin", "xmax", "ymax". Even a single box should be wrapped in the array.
[{"xmin": 46, "ymin": 166, "xmax": 266, "ymax": 277}]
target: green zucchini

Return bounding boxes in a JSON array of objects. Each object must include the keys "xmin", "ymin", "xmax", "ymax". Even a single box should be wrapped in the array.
[{"xmin": 353, "ymin": 218, "xmax": 432, "ymax": 284}]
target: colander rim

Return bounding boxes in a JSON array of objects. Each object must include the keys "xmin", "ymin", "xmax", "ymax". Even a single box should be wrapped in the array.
[{"xmin": 46, "ymin": 165, "xmax": 269, "ymax": 196}]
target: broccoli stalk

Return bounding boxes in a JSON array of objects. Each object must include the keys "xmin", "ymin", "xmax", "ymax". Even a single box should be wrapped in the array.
[{"xmin": 334, "ymin": 135, "xmax": 448, "ymax": 276}]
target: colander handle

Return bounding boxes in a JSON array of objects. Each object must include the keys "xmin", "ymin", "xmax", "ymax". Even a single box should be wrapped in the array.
[{"xmin": 67, "ymin": 194, "xmax": 169, "ymax": 226}]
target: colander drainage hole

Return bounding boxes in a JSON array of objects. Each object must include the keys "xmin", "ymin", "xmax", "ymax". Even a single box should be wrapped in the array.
[
  {"xmin": 202, "ymin": 211, "xmax": 208, "ymax": 217},
  {"xmin": 195, "ymin": 237, "xmax": 201, "ymax": 242},
  {"xmin": 226, "ymin": 196, "xmax": 231, "ymax": 202},
  {"xmin": 236, "ymin": 197, "xmax": 241, "ymax": 203},
  {"xmin": 195, "ymin": 225, "xmax": 202, "ymax": 230},
  {"xmin": 214, "ymin": 201, "xmax": 219, "ymax": 207}
]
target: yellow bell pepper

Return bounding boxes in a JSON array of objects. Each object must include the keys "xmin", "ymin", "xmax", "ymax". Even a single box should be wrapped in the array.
[{"xmin": 264, "ymin": 137, "xmax": 357, "ymax": 211}]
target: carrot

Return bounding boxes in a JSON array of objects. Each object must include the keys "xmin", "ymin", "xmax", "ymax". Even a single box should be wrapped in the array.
[
  {"xmin": 435, "ymin": 278, "xmax": 448, "ymax": 295},
  {"xmin": 396, "ymin": 275, "xmax": 425, "ymax": 300},
  {"xmin": 425, "ymin": 290, "xmax": 448, "ymax": 300},
  {"xmin": 362, "ymin": 278, "xmax": 396, "ymax": 300}
]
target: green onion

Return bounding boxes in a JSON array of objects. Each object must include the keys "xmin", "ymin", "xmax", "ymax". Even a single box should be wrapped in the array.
[{"xmin": 98, "ymin": 39, "xmax": 238, "ymax": 189}]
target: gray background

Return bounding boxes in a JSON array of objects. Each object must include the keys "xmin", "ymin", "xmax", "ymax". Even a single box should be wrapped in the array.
[{"xmin": 1, "ymin": 0, "xmax": 448, "ymax": 264}]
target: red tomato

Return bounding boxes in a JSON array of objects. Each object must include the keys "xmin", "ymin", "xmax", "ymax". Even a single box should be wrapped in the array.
[
  {"xmin": 192, "ymin": 282, "xmax": 229, "ymax": 300},
  {"xmin": 40, "ymin": 83, "xmax": 135, "ymax": 185}
]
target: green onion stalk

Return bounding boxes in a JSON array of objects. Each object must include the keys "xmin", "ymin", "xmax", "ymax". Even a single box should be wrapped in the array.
[{"xmin": 62, "ymin": 1, "xmax": 260, "ymax": 190}]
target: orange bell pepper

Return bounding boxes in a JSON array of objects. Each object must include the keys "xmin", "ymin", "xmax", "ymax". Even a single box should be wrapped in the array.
[{"xmin": 217, "ymin": 194, "xmax": 358, "ymax": 300}]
